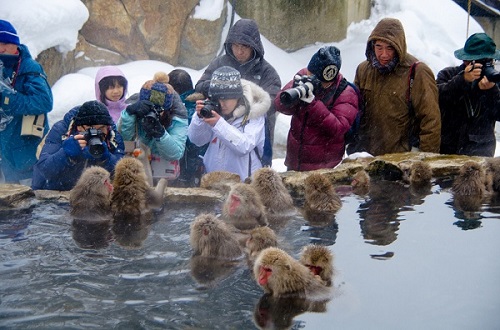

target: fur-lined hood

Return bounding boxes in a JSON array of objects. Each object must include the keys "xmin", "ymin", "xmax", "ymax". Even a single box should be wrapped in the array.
[{"xmin": 231, "ymin": 79, "xmax": 270, "ymax": 121}]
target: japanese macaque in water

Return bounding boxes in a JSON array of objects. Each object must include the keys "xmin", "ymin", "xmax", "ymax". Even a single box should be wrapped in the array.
[
  {"xmin": 452, "ymin": 161, "xmax": 487, "ymax": 213},
  {"xmin": 253, "ymin": 247, "xmax": 329, "ymax": 299},
  {"xmin": 351, "ymin": 169, "xmax": 370, "ymax": 196},
  {"xmin": 110, "ymin": 157, "xmax": 167, "ymax": 217},
  {"xmin": 250, "ymin": 167, "xmax": 295, "ymax": 215},
  {"xmin": 245, "ymin": 226, "xmax": 278, "ymax": 260},
  {"xmin": 484, "ymin": 157, "xmax": 500, "ymax": 194},
  {"xmin": 189, "ymin": 213, "xmax": 243, "ymax": 259},
  {"xmin": 69, "ymin": 166, "xmax": 113, "ymax": 220},
  {"xmin": 222, "ymin": 183, "xmax": 268, "ymax": 230},
  {"xmin": 200, "ymin": 171, "xmax": 241, "ymax": 195},
  {"xmin": 303, "ymin": 173, "xmax": 342, "ymax": 213},
  {"xmin": 299, "ymin": 245, "xmax": 334, "ymax": 287}
]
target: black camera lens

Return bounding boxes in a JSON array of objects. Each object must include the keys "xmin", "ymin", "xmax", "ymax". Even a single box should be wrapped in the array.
[
  {"xmin": 84, "ymin": 128, "xmax": 105, "ymax": 158},
  {"xmin": 483, "ymin": 62, "xmax": 500, "ymax": 83},
  {"xmin": 280, "ymin": 84, "xmax": 311, "ymax": 106},
  {"xmin": 200, "ymin": 100, "xmax": 220, "ymax": 118}
]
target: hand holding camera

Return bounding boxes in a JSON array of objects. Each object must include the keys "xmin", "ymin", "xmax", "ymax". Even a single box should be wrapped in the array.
[
  {"xmin": 142, "ymin": 115, "xmax": 165, "ymax": 139},
  {"xmin": 62, "ymin": 135, "xmax": 83, "ymax": 158},
  {"xmin": 281, "ymin": 75, "xmax": 319, "ymax": 106},
  {"xmin": 126, "ymin": 100, "xmax": 155, "ymax": 118}
]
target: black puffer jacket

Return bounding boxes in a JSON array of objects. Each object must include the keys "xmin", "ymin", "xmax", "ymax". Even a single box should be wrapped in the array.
[{"xmin": 437, "ymin": 64, "xmax": 500, "ymax": 156}]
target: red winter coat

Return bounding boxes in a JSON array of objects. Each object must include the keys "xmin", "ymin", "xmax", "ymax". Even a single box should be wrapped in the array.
[{"xmin": 275, "ymin": 69, "xmax": 358, "ymax": 171}]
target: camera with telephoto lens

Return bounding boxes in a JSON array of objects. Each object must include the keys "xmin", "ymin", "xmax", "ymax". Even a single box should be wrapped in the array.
[
  {"xmin": 144, "ymin": 105, "xmax": 162, "ymax": 121},
  {"xmin": 280, "ymin": 75, "xmax": 319, "ymax": 106},
  {"xmin": 476, "ymin": 60, "xmax": 500, "ymax": 83},
  {"xmin": 83, "ymin": 128, "xmax": 105, "ymax": 158},
  {"xmin": 199, "ymin": 100, "xmax": 221, "ymax": 118}
]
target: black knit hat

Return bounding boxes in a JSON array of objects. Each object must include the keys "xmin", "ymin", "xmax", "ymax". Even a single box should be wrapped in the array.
[
  {"xmin": 208, "ymin": 66, "xmax": 243, "ymax": 100},
  {"xmin": 307, "ymin": 46, "xmax": 342, "ymax": 82},
  {"xmin": 74, "ymin": 101, "xmax": 114, "ymax": 126}
]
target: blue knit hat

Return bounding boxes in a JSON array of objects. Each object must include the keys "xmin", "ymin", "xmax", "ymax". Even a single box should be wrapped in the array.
[
  {"xmin": 307, "ymin": 46, "xmax": 341, "ymax": 82},
  {"xmin": 139, "ymin": 72, "xmax": 173, "ymax": 110},
  {"xmin": 0, "ymin": 20, "xmax": 20, "ymax": 46}
]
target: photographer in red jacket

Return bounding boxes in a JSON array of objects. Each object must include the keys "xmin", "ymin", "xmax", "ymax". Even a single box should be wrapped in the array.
[{"xmin": 275, "ymin": 46, "xmax": 359, "ymax": 171}]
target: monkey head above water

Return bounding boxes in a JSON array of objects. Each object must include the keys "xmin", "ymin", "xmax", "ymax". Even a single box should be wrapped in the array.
[
  {"xmin": 299, "ymin": 244, "xmax": 334, "ymax": 287},
  {"xmin": 245, "ymin": 226, "xmax": 278, "ymax": 260},
  {"xmin": 250, "ymin": 167, "xmax": 295, "ymax": 215},
  {"xmin": 303, "ymin": 173, "xmax": 342, "ymax": 213},
  {"xmin": 222, "ymin": 183, "xmax": 268, "ymax": 230},
  {"xmin": 253, "ymin": 247, "xmax": 330, "ymax": 299},
  {"xmin": 190, "ymin": 213, "xmax": 243, "ymax": 260},
  {"xmin": 69, "ymin": 166, "xmax": 113, "ymax": 221}
]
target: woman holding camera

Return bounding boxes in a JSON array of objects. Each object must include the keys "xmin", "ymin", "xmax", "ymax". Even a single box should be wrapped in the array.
[
  {"xmin": 437, "ymin": 32, "xmax": 500, "ymax": 157},
  {"xmin": 275, "ymin": 46, "xmax": 359, "ymax": 171},
  {"xmin": 32, "ymin": 101, "xmax": 125, "ymax": 190},
  {"xmin": 188, "ymin": 66, "xmax": 270, "ymax": 181}
]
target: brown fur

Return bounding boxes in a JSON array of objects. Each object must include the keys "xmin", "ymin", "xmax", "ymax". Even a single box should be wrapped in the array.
[
  {"xmin": 253, "ymin": 247, "xmax": 329, "ymax": 298},
  {"xmin": 452, "ymin": 161, "xmax": 486, "ymax": 196},
  {"xmin": 71, "ymin": 218, "xmax": 112, "ymax": 249},
  {"xmin": 69, "ymin": 166, "xmax": 113, "ymax": 220},
  {"xmin": 111, "ymin": 158, "xmax": 167, "ymax": 217},
  {"xmin": 351, "ymin": 169, "xmax": 370, "ymax": 195},
  {"xmin": 246, "ymin": 226, "xmax": 278, "ymax": 259},
  {"xmin": 222, "ymin": 183, "xmax": 268, "ymax": 230},
  {"xmin": 190, "ymin": 255, "xmax": 240, "ymax": 288},
  {"xmin": 190, "ymin": 213, "xmax": 243, "ymax": 259},
  {"xmin": 250, "ymin": 167, "xmax": 295, "ymax": 214},
  {"xmin": 112, "ymin": 214, "xmax": 152, "ymax": 249},
  {"xmin": 484, "ymin": 157, "xmax": 500, "ymax": 194},
  {"xmin": 304, "ymin": 173, "xmax": 342, "ymax": 213},
  {"xmin": 200, "ymin": 171, "xmax": 241, "ymax": 194},
  {"xmin": 299, "ymin": 245, "xmax": 334, "ymax": 287}
]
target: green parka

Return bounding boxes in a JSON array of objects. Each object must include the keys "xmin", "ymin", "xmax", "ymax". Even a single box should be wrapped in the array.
[{"xmin": 354, "ymin": 18, "xmax": 441, "ymax": 156}]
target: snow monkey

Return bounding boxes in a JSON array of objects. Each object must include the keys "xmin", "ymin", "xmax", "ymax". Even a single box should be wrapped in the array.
[
  {"xmin": 189, "ymin": 213, "xmax": 243, "ymax": 259},
  {"xmin": 69, "ymin": 166, "xmax": 113, "ymax": 220},
  {"xmin": 250, "ymin": 167, "xmax": 295, "ymax": 214},
  {"xmin": 299, "ymin": 244, "xmax": 334, "ymax": 287},
  {"xmin": 200, "ymin": 171, "xmax": 241, "ymax": 195},
  {"xmin": 222, "ymin": 183, "xmax": 268, "ymax": 230},
  {"xmin": 351, "ymin": 169, "xmax": 370, "ymax": 195},
  {"xmin": 303, "ymin": 173, "xmax": 342, "ymax": 214},
  {"xmin": 253, "ymin": 247, "xmax": 329, "ymax": 298},
  {"xmin": 452, "ymin": 161, "xmax": 487, "ymax": 213},
  {"xmin": 245, "ymin": 226, "xmax": 278, "ymax": 260},
  {"xmin": 110, "ymin": 157, "xmax": 167, "ymax": 217}
]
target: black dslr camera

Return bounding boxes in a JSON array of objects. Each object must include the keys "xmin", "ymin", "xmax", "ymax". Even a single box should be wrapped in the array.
[
  {"xmin": 280, "ymin": 75, "xmax": 320, "ymax": 106},
  {"xmin": 199, "ymin": 100, "xmax": 221, "ymax": 118},
  {"xmin": 83, "ymin": 128, "xmax": 105, "ymax": 158},
  {"xmin": 476, "ymin": 60, "xmax": 500, "ymax": 83},
  {"xmin": 143, "ymin": 105, "xmax": 163, "ymax": 126}
]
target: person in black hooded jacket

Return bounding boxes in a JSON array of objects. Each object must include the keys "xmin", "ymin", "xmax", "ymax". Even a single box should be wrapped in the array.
[{"xmin": 195, "ymin": 18, "xmax": 281, "ymax": 167}]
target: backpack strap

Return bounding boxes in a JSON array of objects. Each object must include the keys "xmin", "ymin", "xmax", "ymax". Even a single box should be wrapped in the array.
[
  {"xmin": 321, "ymin": 78, "xmax": 349, "ymax": 106},
  {"xmin": 407, "ymin": 62, "xmax": 420, "ymax": 149}
]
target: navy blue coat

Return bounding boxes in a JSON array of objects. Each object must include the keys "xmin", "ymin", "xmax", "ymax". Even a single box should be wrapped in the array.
[
  {"xmin": 32, "ymin": 107, "xmax": 125, "ymax": 191},
  {"xmin": 0, "ymin": 44, "xmax": 53, "ymax": 182}
]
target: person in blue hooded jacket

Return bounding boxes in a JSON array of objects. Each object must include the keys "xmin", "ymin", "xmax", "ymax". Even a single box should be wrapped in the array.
[
  {"xmin": 32, "ymin": 101, "xmax": 125, "ymax": 191},
  {"xmin": 0, "ymin": 19, "xmax": 53, "ymax": 185}
]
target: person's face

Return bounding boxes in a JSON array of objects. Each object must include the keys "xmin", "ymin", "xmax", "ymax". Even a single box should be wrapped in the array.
[
  {"xmin": 218, "ymin": 98, "xmax": 238, "ymax": 116},
  {"xmin": 231, "ymin": 43, "xmax": 253, "ymax": 64},
  {"xmin": 76, "ymin": 124, "xmax": 109, "ymax": 136},
  {"xmin": 104, "ymin": 82, "xmax": 124, "ymax": 102},
  {"xmin": 0, "ymin": 42, "xmax": 19, "ymax": 55},
  {"xmin": 373, "ymin": 40, "xmax": 396, "ymax": 66}
]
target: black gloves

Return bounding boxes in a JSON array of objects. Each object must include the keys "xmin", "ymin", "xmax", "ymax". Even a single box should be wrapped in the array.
[
  {"xmin": 142, "ymin": 117, "xmax": 165, "ymax": 139},
  {"xmin": 126, "ymin": 100, "xmax": 155, "ymax": 118}
]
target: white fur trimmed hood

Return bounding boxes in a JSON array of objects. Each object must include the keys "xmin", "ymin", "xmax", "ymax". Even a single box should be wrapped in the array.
[{"xmin": 231, "ymin": 79, "xmax": 271, "ymax": 121}]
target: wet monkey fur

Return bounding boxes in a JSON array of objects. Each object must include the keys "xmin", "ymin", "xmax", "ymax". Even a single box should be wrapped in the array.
[
  {"xmin": 190, "ymin": 213, "xmax": 243, "ymax": 259},
  {"xmin": 250, "ymin": 167, "xmax": 295, "ymax": 214},
  {"xmin": 69, "ymin": 166, "xmax": 113, "ymax": 220},
  {"xmin": 299, "ymin": 244, "xmax": 334, "ymax": 286},
  {"xmin": 253, "ymin": 247, "xmax": 329, "ymax": 298},
  {"xmin": 110, "ymin": 157, "xmax": 167, "ymax": 217},
  {"xmin": 222, "ymin": 183, "xmax": 268, "ymax": 230}
]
